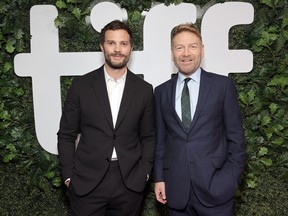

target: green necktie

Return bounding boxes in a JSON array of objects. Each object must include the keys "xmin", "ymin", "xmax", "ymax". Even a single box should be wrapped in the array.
[{"xmin": 181, "ymin": 78, "xmax": 191, "ymax": 130}]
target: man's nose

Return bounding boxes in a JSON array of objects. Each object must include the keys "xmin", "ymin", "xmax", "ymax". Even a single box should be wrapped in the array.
[
  {"xmin": 114, "ymin": 43, "xmax": 122, "ymax": 52},
  {"xmin": 183, "ymin": 47, "xmax": 190, "ymax": 56}
]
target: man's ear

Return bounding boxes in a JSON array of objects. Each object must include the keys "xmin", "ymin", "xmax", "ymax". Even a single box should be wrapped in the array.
[
  {"xmin": 201, "ymin": 44, "xmax": 204, "ymax": 59},
  {"xmin": 100, "ymin": 44, "xmax": 104, "ymax": 52}
]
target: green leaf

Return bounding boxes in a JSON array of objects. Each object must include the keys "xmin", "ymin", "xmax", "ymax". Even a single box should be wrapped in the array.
[
  {"xmin": 271, "ymin": 124, "xmax": 284, "ymax": 135},
  {"xmin": 11, "ymin": 127, "xmax": 24, "ymax": 139},
  {"xmin": 261, "ymin": 115, "xmax": 271, "ymax": 126},
  {"xmin": 56, "ymin": 0, "xmax": 67, "ymax": 9},
  {"xmin": 13, "ymin": 88, "xmax": 25, "ymax": 96},
  {"xmin": 3, "ymin": 62, "xmax": 12, "ymax": 72},
  {"xmin": 0, "ymin": 121, "xmax": 10, "ymax": 129},
  {"xmin": 44, "ymin": 171, "xmax": 55, "ymax": 179},
  {"xmin": 38, "ymin": 177, "xmax": 50, "ymax": 191},
  {"xmin": 258, "ymin": 147, "xmax": 268, "ymax": 156},
  {"xmin": 262, "ymin": 31, "xmax": 278, "ymax": 45},
  {"xmin": 5, "ymin": 40, "xmax": 15, "ymax": 53},
  {"xmin": 238, "ymin": 89, "xmax": 256, "ymax": 105},
  {"xmin": 6, "ymin": 143, "xmax": 17, "ymax": 152},
  {"xmin": 277, "ymin": 152, "xmax": 288, "ymax": 165},
  {"xmin": 72, "ymin": 7, "xmax": 81, "ymax": 20},
  {"xmin": 0, "ymin": 110, "xmax": 10, "ymax": 120},
  {"xmin": 14, "ymin": 29, "xmax": 24, "ymax": 40},
  {"xmin": 52, "ymin": 177, "xmax": 62, "ymax": 187},
  {"xmin": 247, "ymin": 89, "xmax": 256, "ymax": 102},
  {"xmin": 54, "ymin": 17, "xmax": 63, "ymax": 28},
  {"xmin": 266, "ymin": 132, "xmax": 273, "ymax": 140},
  {"xmin": 54, "ymin": 15, "xmax": 69, "ymax": 28},
  {"xmin": 3, "ymin": 153, "xmax": 16, "ymax": 163},
  {"xmin": 269, "ymin": 103, "xmax": 278, "ymax": 114},
  {"xmin": 251, "ymin": 44, "xmax": 263, "ymax": 52},
  {"xmin": 238, "ymin": 92, "xmax": 247, "ymax": 105},
  {"xmin": 257, "ymin": 136, "xmax": 265, "ymax": 144},
  {"xmin": 268, "ymin": 76, "xmax": 288, "ymax": 88},
  {"xmin": 246, "ymin": 178, "xmax": 257, "ymax": 188},
  {"xmin": 271, "ymin": 137, "xmax": 284, "ymax": 145},
  {"xmin": 260, "ymin": 0, "xmax": 273, "ymax": 8},
  {"xmin": 283, "ymin": 30, "xmax": 288, "ymax": 41},
  {"xmin": 260, "ymin": 158, "xmax": 273, "ymax": 166},
  {"xmin": 282, "ymin": 15, "xmax": 288, "ymax": 28}
]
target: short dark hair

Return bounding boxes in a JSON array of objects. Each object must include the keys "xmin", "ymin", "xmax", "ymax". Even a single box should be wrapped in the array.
[{"xmin": 100, "ymin": 20, "xmax": 133, "ymax": 47}]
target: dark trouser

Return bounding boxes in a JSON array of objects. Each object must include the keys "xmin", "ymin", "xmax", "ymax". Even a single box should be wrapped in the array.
[
  {"xmin": 168, "ymin": 183, "xmax": 234, "ymax": 216},
  {"xmin": 69, "ymin": 161, "xmax": 143, "ymax": 216}
]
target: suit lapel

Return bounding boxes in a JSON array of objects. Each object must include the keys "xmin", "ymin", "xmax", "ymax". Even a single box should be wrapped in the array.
[
  {"xmin": 114, "ymin": 70, "xmax": 136, "ymax": 130},
  {"xmin": 168, "ymin": 74, "xmax": 186, "ymax": 130},
  {"xmin": 189, "ymin": 70, "xmax": 213, "ymax": 131},
  {"xmin": 91, "ymin": 66, "xmax": 114, "ymax": 129}
]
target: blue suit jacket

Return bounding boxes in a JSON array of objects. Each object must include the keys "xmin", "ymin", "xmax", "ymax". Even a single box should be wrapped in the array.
[{"xmin": 154, "ymin": 69, "xmax": 246, "ymax": 209}]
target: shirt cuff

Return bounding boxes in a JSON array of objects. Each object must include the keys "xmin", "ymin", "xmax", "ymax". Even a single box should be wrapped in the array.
[{"xmin": 65, "ymin": 178, "xmax": 71, "ymax": 184}]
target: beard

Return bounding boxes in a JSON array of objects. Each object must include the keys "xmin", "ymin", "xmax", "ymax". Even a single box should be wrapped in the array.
[{"xmin": 104, "ymin": 52, "xmax": 130, "ymax": 70}]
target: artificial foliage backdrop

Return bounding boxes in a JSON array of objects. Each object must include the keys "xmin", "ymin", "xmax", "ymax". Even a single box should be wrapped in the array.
[{"xmin": 0, "ymin": 0, "xmax": 288, "ymax": 215}]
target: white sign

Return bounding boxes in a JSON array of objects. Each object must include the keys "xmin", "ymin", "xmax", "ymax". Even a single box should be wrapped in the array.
[{"xmin": 14, "ymin": 2, "xmax": 254, "ymax": 154}]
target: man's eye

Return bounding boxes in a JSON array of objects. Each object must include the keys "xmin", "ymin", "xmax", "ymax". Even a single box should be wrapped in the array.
[
  {"xmin": 121, "ymin": 42, "xmax": 129, "ymax": 47},
  {"xmin": 107, "ymin": 41, "xmax": 115, "ymax": 46},
  {"xmin": 190, "ymin": 44, "xmax": 198, "ymax": 49},
  {"xmin": 175, "ymin": 46, "xmax": 183, "ymax": 51}
]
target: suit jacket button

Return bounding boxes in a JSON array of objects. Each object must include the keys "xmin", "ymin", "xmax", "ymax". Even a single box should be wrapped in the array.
[{"xmin": 106, "ymin": 158, "xmax": 110, "ymax": 163}]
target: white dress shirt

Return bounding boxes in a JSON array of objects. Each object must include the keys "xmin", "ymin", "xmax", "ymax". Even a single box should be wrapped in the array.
[
  {"xmin": 104, "ymin": 67, "xmax": 127, "ymax": 160},
  {"xmin": 175, "ymin": 68, "xmax": 201, "ymax": 121}
]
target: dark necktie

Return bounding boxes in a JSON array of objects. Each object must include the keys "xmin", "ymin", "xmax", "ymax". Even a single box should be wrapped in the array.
[{"xmin": 181, "ymin": 78, "xmax": 191, "ymax": 130}]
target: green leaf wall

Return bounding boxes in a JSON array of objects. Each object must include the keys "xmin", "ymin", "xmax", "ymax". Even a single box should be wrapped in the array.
[{"xmin": 0, "ymin": 0, "xmax": 287, "ymax": 215}]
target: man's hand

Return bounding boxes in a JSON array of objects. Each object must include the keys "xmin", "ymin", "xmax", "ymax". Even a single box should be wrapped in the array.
[
  {"xmin": 65, "ymin": 179, "xmax": 71, "ymax": 188},
  {"xmin": 154, "ymin": 182, "xmax": 167, "ymax": 204}
]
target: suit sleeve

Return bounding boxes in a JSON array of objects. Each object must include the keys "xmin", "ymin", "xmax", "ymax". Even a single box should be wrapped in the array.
[
  {"xmin": 139, "ymin": 84, "xmax": 157, "ymax": 176},
  {"xmin": 57, "ymin": 80, "xmax": 80, "ymax": 182},
  {"xmin": 223, "ymin": 78, "xmax": 246, "ymax": 184},
  {"xmin": 153, "ymin": 87, "xmax": 166, "ymax": 182}
]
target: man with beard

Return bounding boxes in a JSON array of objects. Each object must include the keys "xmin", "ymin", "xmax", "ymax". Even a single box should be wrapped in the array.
[{"xmin": 57, "ymin": 20, "xmax": 156, "ymax": 216}]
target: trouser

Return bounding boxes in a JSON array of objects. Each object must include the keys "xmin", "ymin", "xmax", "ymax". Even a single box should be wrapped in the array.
[{"xmin": 69, "ymin": 161, "xmax": 143, "ymax": 216}]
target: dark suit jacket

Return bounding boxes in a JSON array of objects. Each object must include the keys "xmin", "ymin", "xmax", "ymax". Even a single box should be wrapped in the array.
[
  {"xmin": 154, "ymin": 69, "xmax": 246, "ymax": 209},
  {"xmin": 57, "ymin": 65, "xmax": 156, "ymax": 196}
]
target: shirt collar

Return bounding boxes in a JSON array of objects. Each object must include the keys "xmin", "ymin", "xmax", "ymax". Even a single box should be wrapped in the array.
[
  {"xmin": 178, "ymin": 67, "xmax": 201, "ymax": 84},
  {"xmin": 104, "ymin": 66, "xmax": 127, "ymax": 83}
]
